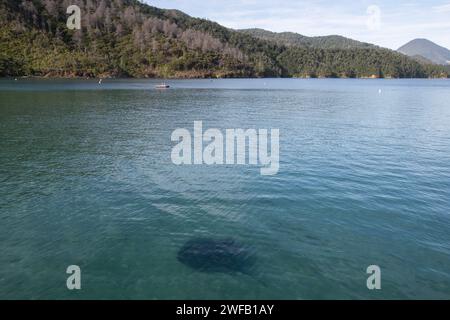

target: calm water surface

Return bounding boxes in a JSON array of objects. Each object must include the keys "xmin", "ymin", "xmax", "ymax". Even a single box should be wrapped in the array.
[{"xmin": 0, "ymin": 78, "xmax": 449, "ymax": 299}]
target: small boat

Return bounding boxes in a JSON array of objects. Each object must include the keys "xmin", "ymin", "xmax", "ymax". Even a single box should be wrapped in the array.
[{"xmin": 155, "ymin": 82, "xmax": 170, "ymax": 89}]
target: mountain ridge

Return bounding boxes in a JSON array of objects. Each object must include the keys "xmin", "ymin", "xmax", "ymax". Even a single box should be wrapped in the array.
[
  {"xmin": 398, "ymin": 39, "xmax": 450, "ymax": 65},
  {"xmin": 238, "ymin": 28, "xmax": 377, "ymax": 50}
]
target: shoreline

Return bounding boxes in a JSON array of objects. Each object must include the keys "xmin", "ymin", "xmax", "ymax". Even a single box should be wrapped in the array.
[{"xmin": 3, "ymin": 76, "xmax": 449, "ymax": 81}]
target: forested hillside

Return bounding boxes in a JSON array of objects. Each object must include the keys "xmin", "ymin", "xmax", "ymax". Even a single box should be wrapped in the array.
[
  {"xmin": 0, "ymin": 0, "xmax": 448, "ymax": 78},
  {"xmin": 239, "ymin": 28, "xmax": 376, "ymax": 50}
]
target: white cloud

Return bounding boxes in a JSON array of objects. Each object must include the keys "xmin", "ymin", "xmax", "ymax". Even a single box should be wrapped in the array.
[{"xmin": 432, "ymin": 3, "xmax": 450, "ymax": 12}]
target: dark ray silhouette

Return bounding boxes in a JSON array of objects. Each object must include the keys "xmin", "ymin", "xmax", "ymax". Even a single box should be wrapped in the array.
[{"xmin": 177, "ymin": 237, "xmax": 255, "ymax": 274}]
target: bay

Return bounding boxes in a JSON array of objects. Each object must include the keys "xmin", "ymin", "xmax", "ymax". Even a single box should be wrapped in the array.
[{"xmin": 0, "ymin": 78, "xmax": 449, "ymax": 299}]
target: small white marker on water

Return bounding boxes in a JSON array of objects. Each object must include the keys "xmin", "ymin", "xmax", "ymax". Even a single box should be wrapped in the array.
[{"xmin": 378, "ymin": 89, "xmax": 382, "ymax": 94}]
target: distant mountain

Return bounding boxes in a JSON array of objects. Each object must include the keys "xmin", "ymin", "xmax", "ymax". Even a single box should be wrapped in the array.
[
  {"xmin": 398, "ymin": 39, "xmax": 450, "ymax": 65},
  {"xmin": 239, "ymin": 28, "xmax": 376, "ymax": 50},
  {"xmin": 0, "ymin": 0, "xmax": 448, "ymax": 78}
]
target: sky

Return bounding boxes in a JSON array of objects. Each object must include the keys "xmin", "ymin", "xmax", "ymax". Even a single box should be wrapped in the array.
[{"xmin": 144, "ymin": 0, "xmax": 450, "ymax": 50}]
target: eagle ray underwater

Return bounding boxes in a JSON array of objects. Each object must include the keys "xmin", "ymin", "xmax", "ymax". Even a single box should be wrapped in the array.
[{"xmin": 177, "ymin": 237, "xmax": 256, "ymax": 274}]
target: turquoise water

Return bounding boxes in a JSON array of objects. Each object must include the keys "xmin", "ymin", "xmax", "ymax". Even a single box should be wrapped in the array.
[{"xmin": 0, "ymin": 78, "xmax": 449, "ymax": 299}]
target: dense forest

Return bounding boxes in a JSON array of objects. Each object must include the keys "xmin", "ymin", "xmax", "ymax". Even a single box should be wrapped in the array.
[
  {"xmin": 0, "ymin": 0, "xmax": 448, "ymax": 78},
  {"xmin": 239, "ymin": 28, "xmax": 377, "ymax": 50}
]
